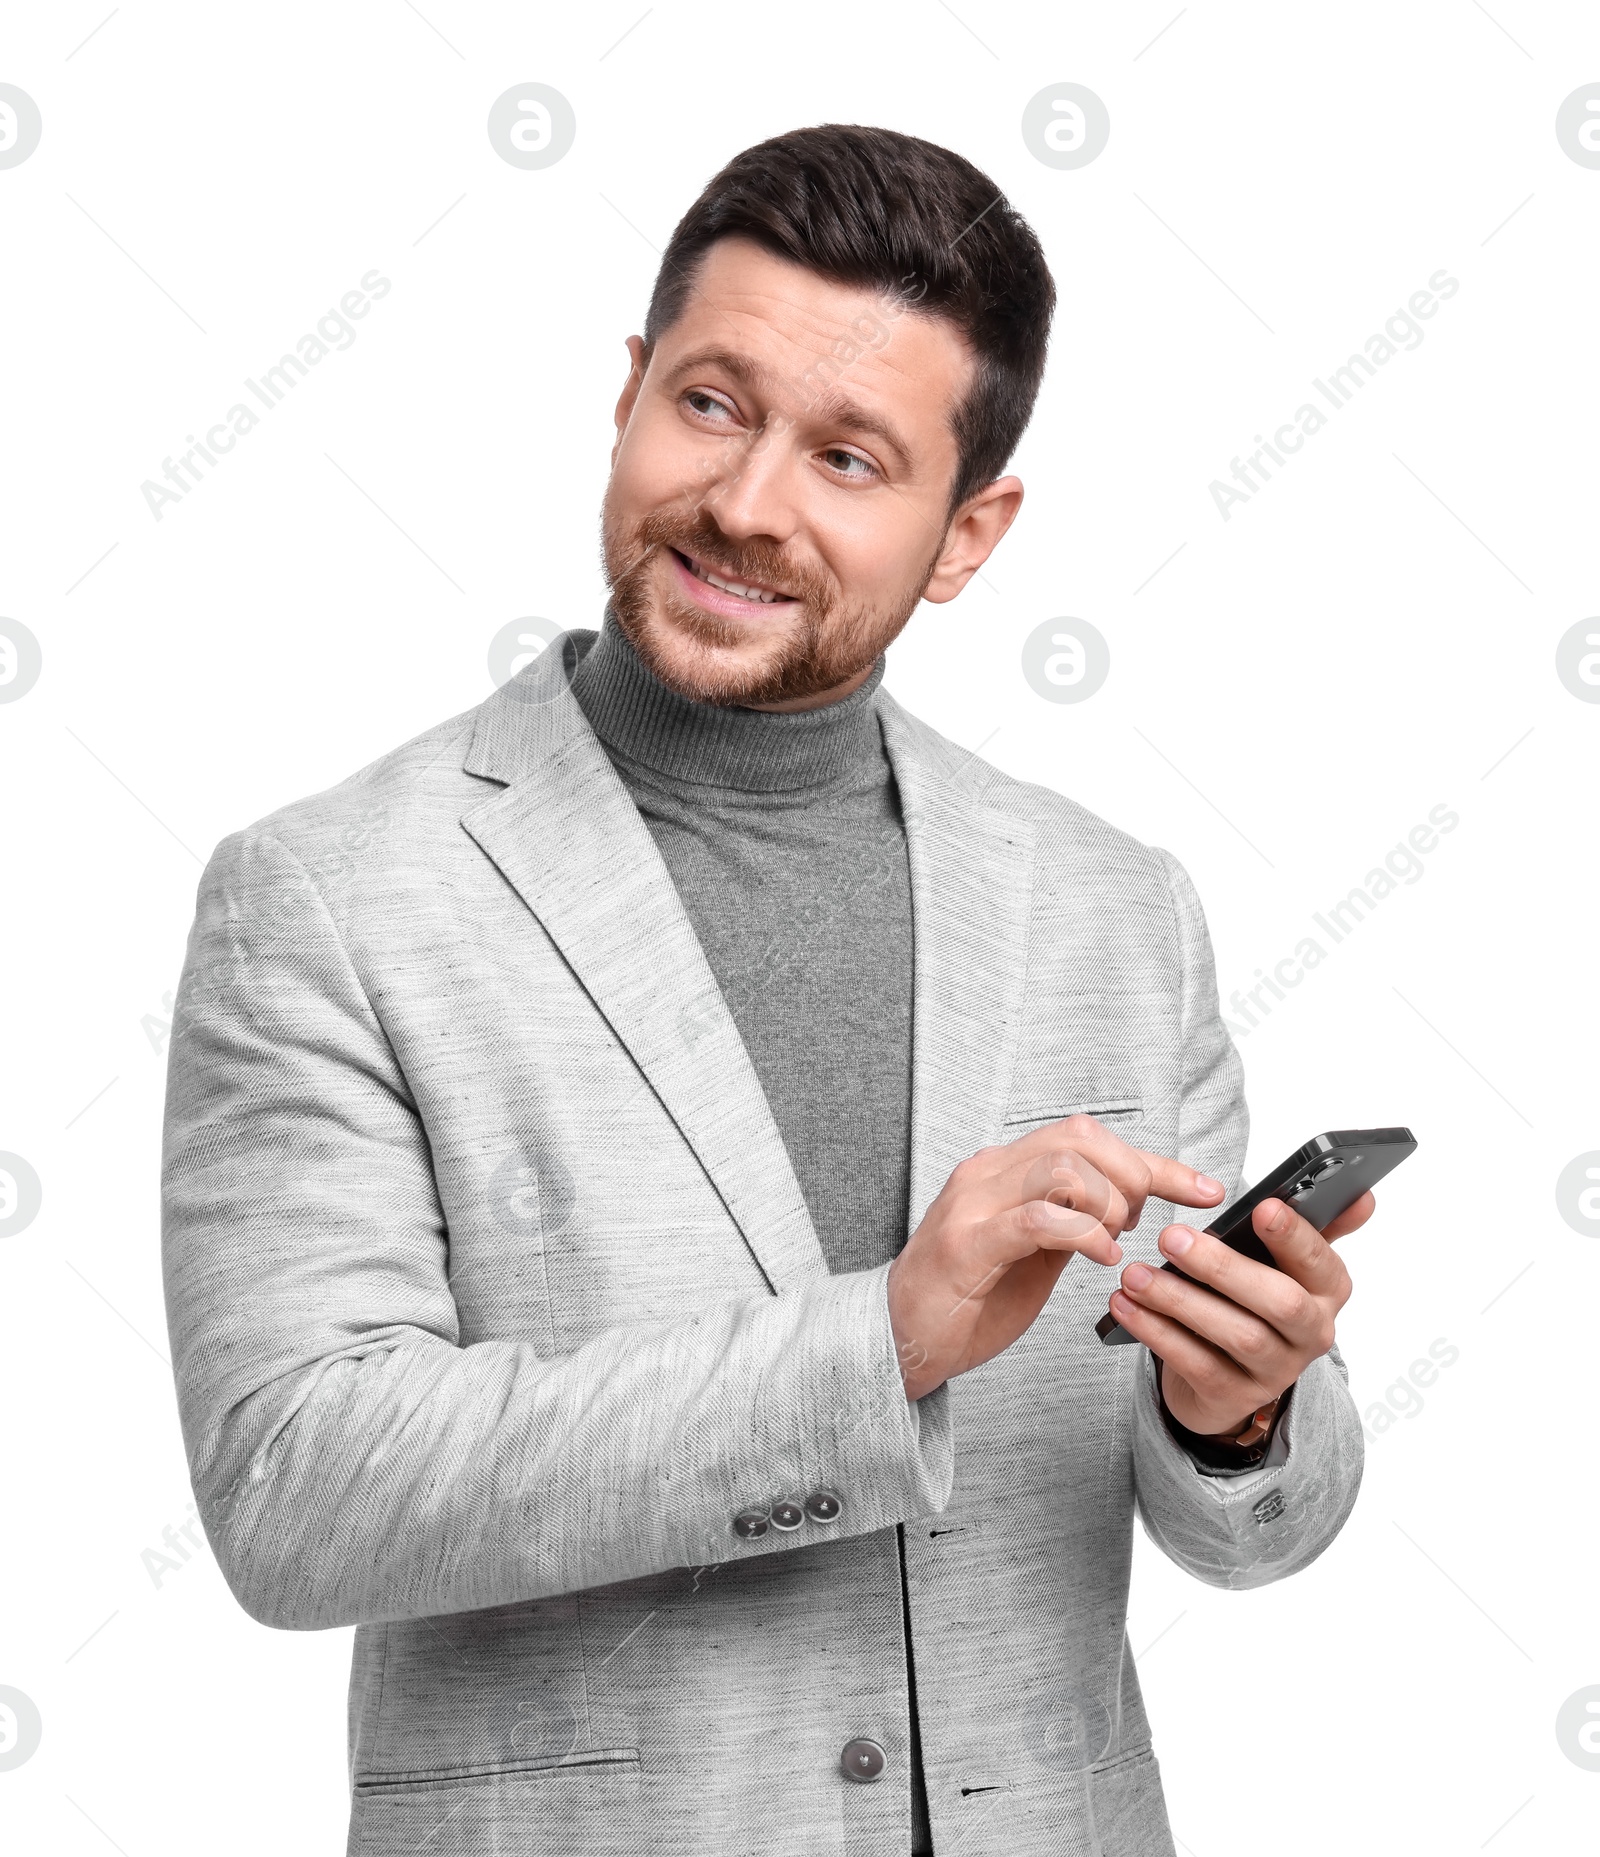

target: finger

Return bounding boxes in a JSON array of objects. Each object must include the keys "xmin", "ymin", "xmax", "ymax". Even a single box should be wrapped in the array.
[
  {"xmin": 1105, "ymin": 1290, "xmax": 1274, "ymax": 1411},
  {"xmin": 1019, "ymin": 1146, "xmax": 1132, "ymax": 1236},
  {"xmin": 1319, "ymin": 1189, "xmax": 1376, "ymax": 1242},
  {"xmin": 1151, "ymin": 1222, "xmax": 1334, "ymax": 1342},
  {"xmin": 962, "ymin": 1141, "xmax": 1132, "ymax": 1237},
  {"xmin": 980, "ymin": 1198, "xmax": 1125, "ymax": 1273},
  {"xmin": 1251, "ymin": 1199, "xmax": 1354, "ymax": 1304},
  {"xmin": 1006, "ymin": 1116, "xmax": 1226, "ymax": 1227},
  {"xmin": 1116, "ymin": 1253, "xmax": 1308, "ymax": 1373}
]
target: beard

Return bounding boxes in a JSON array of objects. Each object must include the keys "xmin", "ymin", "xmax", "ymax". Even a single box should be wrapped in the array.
[{"xmin": 600, "ymin": 498, "xmax": 941, "ymax": 707}]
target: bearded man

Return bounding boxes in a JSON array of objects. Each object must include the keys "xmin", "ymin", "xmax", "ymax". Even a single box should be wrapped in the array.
[{"xmin": 162, "ymin": 124, "xmax": 1371, "ymax": 1857}]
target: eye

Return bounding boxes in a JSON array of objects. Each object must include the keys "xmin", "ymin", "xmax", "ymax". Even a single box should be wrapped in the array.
[
  {"xmin": 821, "ymin": 446, "xmax": 877, "ymax": 481},
  {"xmin": 683, "ymin": 389, "xmax": 738, "ymax": 425}
]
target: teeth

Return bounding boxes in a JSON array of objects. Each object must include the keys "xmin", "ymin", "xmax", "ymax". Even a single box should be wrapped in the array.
[{"xmin": 691, "ymin": 556, "xmax": 785, "ymax": 604}]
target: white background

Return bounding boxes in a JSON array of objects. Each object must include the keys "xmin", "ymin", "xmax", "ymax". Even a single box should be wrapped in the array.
[{"xmin": 2, "ymin": 2, "xmax": 1597, "ymax": 1851}]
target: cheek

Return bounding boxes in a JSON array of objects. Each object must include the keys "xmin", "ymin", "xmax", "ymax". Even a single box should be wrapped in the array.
[
  {"xmin": 612, "ymin": 405, "xmax": 705, "ymax": 509},
  {"xmin": 816, "ymin": 503, "xmax": 937, "ymax": 601}
]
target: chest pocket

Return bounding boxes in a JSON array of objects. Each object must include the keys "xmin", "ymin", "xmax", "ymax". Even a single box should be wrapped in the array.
[{"xmin": 1000, "ymin": 1078, "xmax": 1144, "ymax": 1140}]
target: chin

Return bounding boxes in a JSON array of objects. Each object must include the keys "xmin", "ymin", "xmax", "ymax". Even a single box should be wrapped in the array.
[{"xmin": 616, "ymin": 596, "xmax": 811, "ymax": 707}]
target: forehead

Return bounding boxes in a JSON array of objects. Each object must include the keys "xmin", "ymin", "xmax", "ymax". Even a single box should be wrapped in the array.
[{"xmin": 652, "ymin": 236, "xmax": 973, "ymax": 451}]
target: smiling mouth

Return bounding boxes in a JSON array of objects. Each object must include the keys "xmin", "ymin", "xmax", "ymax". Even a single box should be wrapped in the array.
[{"xmin": 671, "ymin": 548, "xmax": 799, "ymax": 606}]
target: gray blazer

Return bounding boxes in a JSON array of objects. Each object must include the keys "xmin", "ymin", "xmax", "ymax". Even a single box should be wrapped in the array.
[{"xmin": 160, "ymin": 634, "xmax": 1365, "ymax": 1856}]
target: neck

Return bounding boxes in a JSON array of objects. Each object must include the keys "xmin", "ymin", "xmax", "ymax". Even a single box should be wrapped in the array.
[
  {"xmin": 569, "ymin": 610, "xmax": 888, "ymax": 793},
  {"xmin": 741, "ymin": 659, "xmax": 881, "ymax": 713}
]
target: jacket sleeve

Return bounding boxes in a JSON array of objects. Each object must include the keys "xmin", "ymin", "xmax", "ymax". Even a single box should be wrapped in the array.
[
  {"xmin": 1127, "ymin": 848, "xmax": 1365, "ymax": 1589},
  {"xmin": 161, "ymin": 825, "xmax": 953, "ymax": 1631}
]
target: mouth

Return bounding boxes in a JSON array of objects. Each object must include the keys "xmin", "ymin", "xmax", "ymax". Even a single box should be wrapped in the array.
[{"xmin": 668, "ymin": 547, "xmax": 802, "ymax": 618}]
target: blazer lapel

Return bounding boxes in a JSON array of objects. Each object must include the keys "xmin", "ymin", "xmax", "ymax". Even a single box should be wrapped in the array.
[
  {"xmin": 458, "ymin": 633, "xmax": 825, "ymax": 1295},
  {"xmin": 878, "ymin": 694, "xmax": 1038, "ymax": 1231},
  {"xmin": 457, "ymin": 635, "xmax": 1038, "ymax": 1289}
]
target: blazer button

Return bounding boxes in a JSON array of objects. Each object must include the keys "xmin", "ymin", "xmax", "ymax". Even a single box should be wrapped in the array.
[
  {"xmin": 732, "ymin": 1508, "xmax": 770, "ymax": 1539},
  {"xmin": 804, "ymin": 1489, "xmax": 843, "ymax": 1524},
  {"xmin": 839, "ymin": 1738, "xmax": 886, "ymax": 1783},
  {"xmin": 770, "ymin": 1497, "xmax": 805, "ymax": 1530}
]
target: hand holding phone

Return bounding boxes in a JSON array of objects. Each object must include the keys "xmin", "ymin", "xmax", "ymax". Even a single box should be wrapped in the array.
[{"xmin": 1095, "ymin": 1126, "xmax": 1415, "ymax": 1345}]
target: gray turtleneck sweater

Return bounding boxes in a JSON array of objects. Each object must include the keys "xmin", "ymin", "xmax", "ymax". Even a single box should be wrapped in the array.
[
  {"xmin": 569, "ymin": 616, "xmax": 915, "ymax": 1279},
  {"xmin": 569, "ymin": 614, "xmax": 934, "ymax": 1855}
]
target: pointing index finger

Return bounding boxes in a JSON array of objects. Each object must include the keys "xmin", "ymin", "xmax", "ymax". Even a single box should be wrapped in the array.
[
  {"xmin": 1013, "ymin": 1115, "xmax": 1226, "ymax": 1228},
  {"xmin": 1145, "ymin": 1152, "xmax": 1228, "ymax": 1210}
]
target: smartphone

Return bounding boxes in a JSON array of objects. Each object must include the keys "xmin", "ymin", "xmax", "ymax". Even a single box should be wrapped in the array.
[{"xmin": 1094, "ymin": 1126, "xmax": 1417, "ymax": 1345}]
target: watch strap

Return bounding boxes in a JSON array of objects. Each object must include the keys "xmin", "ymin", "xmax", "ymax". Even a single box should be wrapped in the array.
[{"xmin": 1158, "ymin": 1373, "xmax": 1291, "ymax": 1471}]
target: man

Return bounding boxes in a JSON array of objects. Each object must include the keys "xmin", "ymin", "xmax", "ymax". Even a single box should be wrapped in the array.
[{"xmin": 162, "ymin": 126, "xmax": 1371, "ymax": 1856}]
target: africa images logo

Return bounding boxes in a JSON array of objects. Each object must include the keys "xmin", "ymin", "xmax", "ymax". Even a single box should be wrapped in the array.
[
  {"xmin": 139, "ymin": 271, "xmax": 393, "ymax": 520},
  {"xmin": 0, "ymin": 84, "xmax": 42, "ymax": 169},
  {"xmin": 1209, "ymin": 271, "xmax": 1460, "ymax": 521}
]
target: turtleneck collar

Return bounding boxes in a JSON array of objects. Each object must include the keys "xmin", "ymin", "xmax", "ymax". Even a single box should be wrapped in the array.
[{"xmin": 569, "ymin": 609, "xmax": 888, "ymax": 794}]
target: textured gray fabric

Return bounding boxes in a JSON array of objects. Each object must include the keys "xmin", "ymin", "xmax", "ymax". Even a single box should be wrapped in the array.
[
  {"xmin": 569, "ymin": 615, "xmax": 930, "ymax": 1849},
  {"xmin": 160, "ymin": 629, "xmax": 1367, "ymax": 1856},
  {"xmin": 569, "ymin": 616, "xmax": 915, "ymax": 1282}
]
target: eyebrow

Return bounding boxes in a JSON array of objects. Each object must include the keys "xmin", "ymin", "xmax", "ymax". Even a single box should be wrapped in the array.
[{"xmin": 662, "ymin": 344, "xmax": 915, "ymax": 475}]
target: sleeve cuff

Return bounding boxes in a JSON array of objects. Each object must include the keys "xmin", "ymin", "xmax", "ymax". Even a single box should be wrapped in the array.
[
  {"xmin": 684, "ymin": 1261, "xmax": 955, "ymax": 1569},
  {"xmin": 1154, "ymin": 1358, "xmax": 1294, "ymax": 1479},
  {"xmin": 1138, "ymin": 1348, "xmax": 1287, "ymax": 1498}
]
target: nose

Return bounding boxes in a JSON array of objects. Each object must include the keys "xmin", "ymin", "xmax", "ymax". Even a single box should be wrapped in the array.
[{"xmin": 701, "ymin": 414, "xmax": 802, "ymax": 547}]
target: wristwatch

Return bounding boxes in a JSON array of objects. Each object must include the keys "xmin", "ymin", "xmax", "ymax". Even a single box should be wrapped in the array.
[
  {"xmin": 1216, "ymin": 1399, "xmax": 1280, "ymax": 1450},
  {"xmin": 1156, "ymin": 1363, "xmax": 1287, "ymax": 1471}
]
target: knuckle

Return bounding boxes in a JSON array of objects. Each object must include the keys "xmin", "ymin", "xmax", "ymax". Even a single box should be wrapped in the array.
[
  {"xmin": 1232, "ymin": 1323, "xmax": 1274, "ymax": 1366},
  {"xmin": 1176, "ymin": 1225, "xmax": 1208, "ymax": 1258},
  {"xmin": 1062, "ymin": 1114, "xmax": 1099, "ymax": 1139},
  {"xmin": 1191, "ymin": 1359, "xmax": 1227, "ymax": 1398},
  {"xmin": 1169, "ymin": 1234, "xmax": 1210, "ymax": 1277},
  {"xmin": 1280, "ymin": 1286, "xmax": 1315, "ymax": 1330}
]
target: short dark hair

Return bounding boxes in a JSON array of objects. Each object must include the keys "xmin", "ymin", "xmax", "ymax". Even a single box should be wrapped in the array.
[{"xmin": 643, "ymin": 124, "xmax": 1056, "ymax": 511}]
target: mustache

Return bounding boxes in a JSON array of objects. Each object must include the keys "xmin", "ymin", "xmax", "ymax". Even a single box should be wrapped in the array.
[{"xmin": 619, "ymin": 506, "xmax": 834, "ymax": 612}]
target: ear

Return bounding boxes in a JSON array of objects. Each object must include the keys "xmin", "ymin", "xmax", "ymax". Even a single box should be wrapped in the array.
[
  {"xmin": 921, "ymin": 476, "xmax": 1024, "ymax": 603},
  {"xmin": 611, "ymin": 335, "xmax": 648, "ymax": 466}
]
